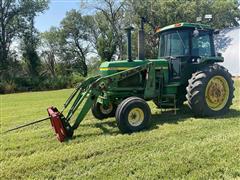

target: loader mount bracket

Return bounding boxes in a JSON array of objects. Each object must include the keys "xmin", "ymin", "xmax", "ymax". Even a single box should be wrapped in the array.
[{"xmin": 47, "ymin": 107, "xmax": 73, "ymax": 142}]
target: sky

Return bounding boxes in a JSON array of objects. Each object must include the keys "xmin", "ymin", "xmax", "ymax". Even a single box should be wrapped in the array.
[{"xmin": 35, "ymin": 0, "xmax": 81, "ymax": 32}]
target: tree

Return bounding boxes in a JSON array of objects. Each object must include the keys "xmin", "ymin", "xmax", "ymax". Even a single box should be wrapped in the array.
[
  {"xmin": 41, "ymin": 27, "xmax": 63, "ymax": 77},
  {"xmin": 96, "ymin": 30, "xmax": 117, "ymax": 61},
  {"xmin": 21, "ymin": 16, "xmax": 41, "ymax": 79},
  {"xmin": 0, "ymin": 0, "xmax": 48, "ymax": 74},
  {"xmin": 94, "ymin": 0, "xmax": 126, "ymax": 60},
  {"xmin": 198, "ymin": 0, "xmax": 240, "ymax": 28},
  {"xmin": 94, "ymin": 12, "xmax": 117, "ymax": 61},
  {"xmin": 60, "ymin": 9, "xmax": 91, "ymax": 77},
  {"xmin": 82, "ymin": 0, "xmax": 126, "ymax": 61}
]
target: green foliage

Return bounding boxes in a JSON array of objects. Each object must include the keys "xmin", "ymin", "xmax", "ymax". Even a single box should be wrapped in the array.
[
  {"xmin": 41, "ymin": 27, "xmax": 66, "ymax": 77},
  {"xmin": 0, "ymin": 0, "xmax": 49, "ymax": 93},
  {"xmin": 60, "ymin": 9, "xmax": 90, "ymax": 77},
  {"xmin": 86, "ymin": 0, "xmax": 126, "ymax": 61},
  {"xmin": 21, "ymin": 29, "xmax": 41, "ymax": 78},
  {"xmin": 0, "ymin": 0, "xmax": 49, "ymax": 70},
  {"xmin": 96, "ymin": 31, "xmax": 116, "ymax": 61},
  {"xmin": 1, "ymin": 79, "xmax": 240, "ymax": 179},
  {"xmin": 71, "ymin": 72, "xmax": 86, "ymax": 85},
  {"xmin": 40, "ymin": 76, "xmax": 71, "ymax": 90},
  {"xmin": 127, "ymin": 0, "xmax": 240, "ymax": 29},
  {"xmin": 0, "ymin": 74, "xmax": 86, "ymax": 94},
  {"xmin": 87, "ymin": 57, "xmax": 102, "ymax": 76},
  {"xmin": 41, "ymin": 13, "xmax": 93, "ymax": 78},
  {"xmin": 0, "ymin": 81, "xmax": 16, "ymax": 94},
  {"xmin": 196, "ymin": 0, "xmax": 240, "ymax": 28}
]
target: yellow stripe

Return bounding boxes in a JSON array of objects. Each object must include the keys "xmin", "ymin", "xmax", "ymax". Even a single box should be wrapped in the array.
[
  {"xmin": 100, "ymin": 66, "xmax": 168, "ymax": 71},
  {"xmin": 99, "ymin": 67, "xmax": 130, "ymax": 71},
  {"xmin": 155, "ymin": 67, "xmax": 168, "ymax": 70}
]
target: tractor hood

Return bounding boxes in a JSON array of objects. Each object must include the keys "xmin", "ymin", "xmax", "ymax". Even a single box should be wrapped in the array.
[{"xmin": 99, "ymin": 59, "xmax": 169, "ymax": 76}]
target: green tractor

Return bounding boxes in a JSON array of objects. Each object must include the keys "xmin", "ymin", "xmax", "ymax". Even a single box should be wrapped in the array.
[{"xmin": 46, "ymin": 19, "xmax": 234, "ymax": 142}]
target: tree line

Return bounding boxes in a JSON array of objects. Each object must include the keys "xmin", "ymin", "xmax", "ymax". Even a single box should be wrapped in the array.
[{"xmin": 1, "ymin": 0, "xmax": 239, "ymax": 93}]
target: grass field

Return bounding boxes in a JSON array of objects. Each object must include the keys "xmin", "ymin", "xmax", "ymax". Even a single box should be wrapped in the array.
[{"xmin": 1, "ymin": 80, "xmax": 240, "ymax": 179}]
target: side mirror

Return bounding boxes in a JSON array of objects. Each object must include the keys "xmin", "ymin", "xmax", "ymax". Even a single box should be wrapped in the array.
[
  {"xmin": 217, "ymin": 52, "xmax": 222, "ymax": 57},
  {"xmin": 193, "ymin": 29, "xmax": 199, "ymax": 37}
]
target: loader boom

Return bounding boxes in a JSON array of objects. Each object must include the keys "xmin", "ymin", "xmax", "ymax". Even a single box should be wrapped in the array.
[{"xmin": 48, "ymin": 62, "xmax": 155, "ymax": 141}]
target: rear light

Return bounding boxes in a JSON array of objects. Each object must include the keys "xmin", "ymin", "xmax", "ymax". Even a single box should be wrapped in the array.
[
  {"xmin": 175, "ymin": 23, "xmax": 182, "ymax": 27},
  {"xmin": 155, "ymin": 27, "xmax": 161, "ymax": 33}
]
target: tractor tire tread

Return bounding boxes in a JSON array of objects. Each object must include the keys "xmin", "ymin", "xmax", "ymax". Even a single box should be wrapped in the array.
[
  {"xmin": 116, "ymin": 97, "xmax": 151, "ymax": 133},
  {"xmin": 186, "ymin": 64, "xmax": 234, "ymax": 117}
]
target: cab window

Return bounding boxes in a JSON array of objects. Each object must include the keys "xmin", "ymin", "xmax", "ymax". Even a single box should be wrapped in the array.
[
  {"xmin": 192, "ymin": 32, "xmax": 213, "ymax": 57},
  {"xmin": 159, "ymin": 30, "xmax": 190, "ymax": 57}
]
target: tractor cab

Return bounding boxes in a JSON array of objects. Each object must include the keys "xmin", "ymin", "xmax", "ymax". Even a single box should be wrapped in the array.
[{"xmin": 157, "ymin": 23, "xmax": 222, "ymax": 82}]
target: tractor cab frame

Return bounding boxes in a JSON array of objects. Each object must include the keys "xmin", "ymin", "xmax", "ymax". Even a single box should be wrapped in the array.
[{"xmin": 157, "ymin": 23, "xmax": 223, "ymax": 84}]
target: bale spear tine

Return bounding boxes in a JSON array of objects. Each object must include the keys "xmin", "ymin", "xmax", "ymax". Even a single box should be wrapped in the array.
[{"xmin": 3, "ymin": 117, "xmax": 51, "ymax": 134}]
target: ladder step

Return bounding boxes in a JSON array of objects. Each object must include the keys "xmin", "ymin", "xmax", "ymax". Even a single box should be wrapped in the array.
[
  {"xmin": 160, "ymin": 94, "xmax": 177, "ymax": 115},
  {"xmin": 161, "ymin": 103, "xmax": 175, "ymax": 106}
]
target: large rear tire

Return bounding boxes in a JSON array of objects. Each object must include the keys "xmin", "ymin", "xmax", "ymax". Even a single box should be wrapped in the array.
[
  {"xmin": 186, "ymin": 64, "xmax": 234, "ymax": 117},
  {"xmin": 115, "ymin": 97, "xmax": 151, "ymax": 133}
]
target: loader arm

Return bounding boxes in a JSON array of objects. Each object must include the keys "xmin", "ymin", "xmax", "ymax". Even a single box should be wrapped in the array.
[{"xmin": 48, "ymin": 62, "xmax": 155, "ymax": 142}]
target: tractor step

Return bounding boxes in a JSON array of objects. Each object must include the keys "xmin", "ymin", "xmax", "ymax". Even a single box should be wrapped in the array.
[{"xmin": 160, "ymin": 94, "xmax": 177, "ymax": 115}]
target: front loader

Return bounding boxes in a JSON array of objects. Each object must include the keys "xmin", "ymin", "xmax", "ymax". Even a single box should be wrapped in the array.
[
  {"xmin": 6, "ymin": 19, "xmax": 234, "ymax": 142},
  {"xmin": 47, "ymin": 62, "xmax": 157, "ymax": 141}
]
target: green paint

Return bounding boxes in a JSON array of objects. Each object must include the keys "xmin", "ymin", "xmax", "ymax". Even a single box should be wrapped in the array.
[{"xmin": 60, "ymin": 22, "xmax": 225, "ymax": 134}]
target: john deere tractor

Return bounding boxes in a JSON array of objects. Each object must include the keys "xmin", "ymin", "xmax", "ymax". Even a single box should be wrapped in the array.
[{"xmin": 46, "ymin": 19, "xmax": 234, "ymax": 142}]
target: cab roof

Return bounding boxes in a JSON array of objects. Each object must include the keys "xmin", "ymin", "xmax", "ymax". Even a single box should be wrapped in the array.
[{"xmin": 157, "ymin": 22, "xmax": 213, "ymax": 33}]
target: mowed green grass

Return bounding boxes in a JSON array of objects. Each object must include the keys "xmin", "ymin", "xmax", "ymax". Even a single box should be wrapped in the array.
[{"xmin": 1, "ymin": 80, "xmax": 240, "ymax": 179}]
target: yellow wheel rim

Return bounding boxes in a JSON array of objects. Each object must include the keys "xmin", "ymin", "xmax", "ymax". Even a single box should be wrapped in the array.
[
  {"xmin": 100, "ymin": 103, "xmax": 113, "ymax": 115},
  {"xmin": 128, "ymin": 108, "xmax": 144, "ymax": 126},
  {"xmin": 205, "ymin": 76, "xmax": 229, "ymax": 111}
]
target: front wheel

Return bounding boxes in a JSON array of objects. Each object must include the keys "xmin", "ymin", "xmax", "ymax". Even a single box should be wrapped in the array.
[
  {"xmin": 91, "ymin": 102, "xmax": 116, "ymax": 120},
  {"xmin": 115, "ymin": 97, "xmax": 151, "ymax": 133},
  {"xmin": 186, "ymin": 64, "xmax": 234, "ymax": 117}
]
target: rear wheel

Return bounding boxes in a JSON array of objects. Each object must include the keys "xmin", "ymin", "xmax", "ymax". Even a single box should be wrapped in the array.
[
  {"xmin": 91, "ymin": 102, "xmax": 116, "ymax": 120},
  {"xmin": 186, "ymin": 64, "xmax": 234, "ymax": 117},
  {"xmin": 115, "ymin": 97, "xmax": 151, "ymax": 133}
]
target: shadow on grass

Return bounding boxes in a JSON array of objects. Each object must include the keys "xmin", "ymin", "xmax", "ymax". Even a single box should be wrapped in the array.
[
  {"xmin": 207, "ymin": 109, "xmax": 240, "ymax": 119},
  {"xmin": 149, "ymin": 105, "xmax": 191, "ymax": 130},
  {"xmin": 149, "ymin": 106, "xmax": 240, "ymax": 130},
  {"xmin": 71, "ymin": 120, "xmax": 118, "ymax": 140},
  {"xmin": 94, "ymin": 121, "xmax": 117, "ymax": 133},
  {"xmin": 70, "ymin": 105, "xmax": 240, "ymax": 140}
]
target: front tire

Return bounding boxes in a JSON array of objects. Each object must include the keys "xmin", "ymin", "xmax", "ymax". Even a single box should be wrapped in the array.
[
  {"xmin": 91, "ymin": 102, "xmax": 116, "ymax": 120},
  {"xmin": 115, "ymin": 97, "xmax": 151, "ymax": 133},
  {"xmin": 186, "ymin": 64, "xmax": 234, "ymax": 117}
]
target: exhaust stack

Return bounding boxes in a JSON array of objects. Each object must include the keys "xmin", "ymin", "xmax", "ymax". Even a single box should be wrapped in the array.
[
  {"xmin": 125, "ymin": 26, "xmax": 134, "ymax": 62},
  {"xmin": 138, "ymin": 17, "xmax": 146, "ymax": 60}
]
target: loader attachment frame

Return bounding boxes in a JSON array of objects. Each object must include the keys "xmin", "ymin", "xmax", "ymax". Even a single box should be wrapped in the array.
[{"xmin": 48, "ymin": 62, "xmax": 155, "ymax": 142}]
